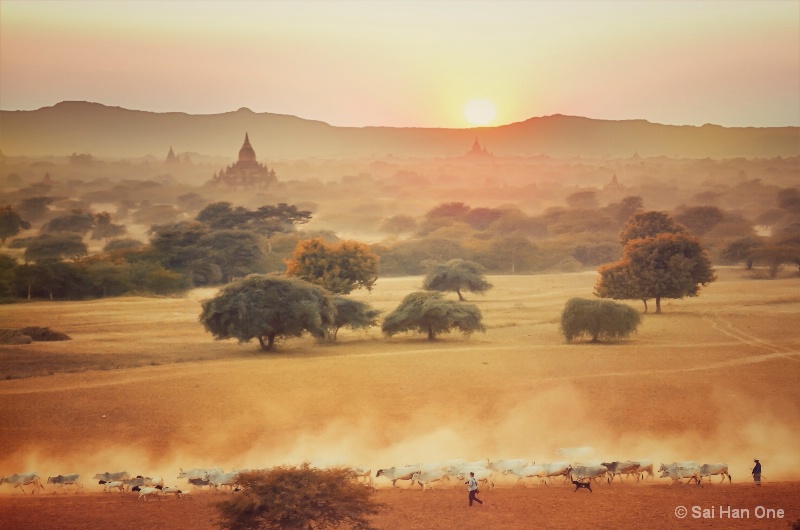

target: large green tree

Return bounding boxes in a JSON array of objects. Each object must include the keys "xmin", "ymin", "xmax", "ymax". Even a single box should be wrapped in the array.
[
  {"xmin": 382, "ymin": 291, "xmax": 485, "ymax": 341},
  {"xmin": 422, "ymin": 258, "xmax": 492, "ymax": 301},
  {"xmin": 0, "ymin": 206, "xmax": 31, "ymax": 245},
  {"xmin": 561, "ymin": 297, "xmax": 641, "ymax": 343},
  {"xmin": 285, "ymin": 238, "xmax": 379, "ymax": 294},
  {"xmin": 199, "ymin": 274, "xmax": 335, "ymax": 351}
]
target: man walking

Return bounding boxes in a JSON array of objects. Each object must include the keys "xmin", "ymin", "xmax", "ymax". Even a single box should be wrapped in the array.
[
  {"xmin": 752, "ymin": 459, "xmax": 762, "ymax": 486},
  {"xmin": 466, "ymin": 471, "xmax": 483, "ymax": 506}
]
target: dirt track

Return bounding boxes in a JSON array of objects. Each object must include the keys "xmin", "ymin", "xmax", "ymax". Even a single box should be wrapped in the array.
[
  {"xmin": 1, "ymin": 483, "xmax": 798, "ymax": 529},
  {"xmin": 1, "ymin": 269, "xmax": 798, "ymax": 528}
]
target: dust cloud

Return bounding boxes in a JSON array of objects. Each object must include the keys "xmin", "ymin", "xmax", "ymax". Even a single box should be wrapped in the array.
[{"xmin": 4, "ymin": 380, "xmax": 795, "ymax": 489}]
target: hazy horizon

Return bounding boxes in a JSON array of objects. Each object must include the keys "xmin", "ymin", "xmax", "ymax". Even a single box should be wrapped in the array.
[{"xmin": 1, "ymin": 0, "xmax": 798, "ymax": 129}]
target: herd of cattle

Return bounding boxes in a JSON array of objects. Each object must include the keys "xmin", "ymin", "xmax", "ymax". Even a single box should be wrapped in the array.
[{"xmin": 0, "ymin": 450, "xmax": 733, "ymax": 497}]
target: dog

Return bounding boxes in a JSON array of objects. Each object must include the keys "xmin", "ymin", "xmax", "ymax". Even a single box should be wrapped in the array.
[{"xmin": 571, "ymin": 476, "xmax": 592, "ymax": 493}]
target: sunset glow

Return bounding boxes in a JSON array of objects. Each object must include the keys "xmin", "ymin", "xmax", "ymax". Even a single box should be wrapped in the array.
[
  {"xmin": 464, "ymin": 99, "xmax": 497, "ymax": 126},
  {"xmin": 0, "ymin": 0, "xmax": 798, "ymax": 128}
]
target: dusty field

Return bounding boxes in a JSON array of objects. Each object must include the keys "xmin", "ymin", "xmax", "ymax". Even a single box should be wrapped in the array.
[{"xmin": 0, "ymin": 268, "xmax": 799, "ymax": 529}]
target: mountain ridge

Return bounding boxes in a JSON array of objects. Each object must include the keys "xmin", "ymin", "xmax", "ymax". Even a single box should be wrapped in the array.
[{"xmin": 1, "ymin": 101, "xmax": 797, "ymax": 159}]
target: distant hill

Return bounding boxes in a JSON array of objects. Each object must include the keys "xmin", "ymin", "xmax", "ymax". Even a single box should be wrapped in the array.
[{"xmin": 1, "ymin": 101, "xmax": 798, "ymax": 159}]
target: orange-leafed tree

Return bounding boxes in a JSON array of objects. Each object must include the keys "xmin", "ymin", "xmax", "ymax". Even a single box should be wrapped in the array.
[{"xmin": 285, "ymin": 238, "xmax": 379, "ymax": 294}]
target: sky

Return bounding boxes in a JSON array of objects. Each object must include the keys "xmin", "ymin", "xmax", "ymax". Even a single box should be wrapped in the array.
[{"xmin": 0, "ymin": 0, "xmax": 798, "ymax": 128}]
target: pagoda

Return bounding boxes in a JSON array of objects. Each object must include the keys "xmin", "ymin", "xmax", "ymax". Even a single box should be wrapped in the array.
[
  {"xmin": 466, "ymin": 137, "xmax": 492, "ymax": 158},
  {"xmin": 208, "ymin": 133, "xmax": 276, "ymax": 188}
]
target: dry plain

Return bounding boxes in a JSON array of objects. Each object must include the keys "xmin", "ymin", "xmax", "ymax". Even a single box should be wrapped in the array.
[{"xmin": 0, "ymin": 268, "xmax": 799, "ymax": 529}]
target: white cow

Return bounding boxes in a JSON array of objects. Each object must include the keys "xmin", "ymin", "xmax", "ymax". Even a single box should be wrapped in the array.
[
  {"xmin": 488, "ymin": 459, "xmax": 529, "ymax": 474},
  {"xmin": 0, "ymin": 472, "xmax": 45, "ymax": 494},
  {"xmin": 158, "ymin": 486, "xmax": 184, "ymax": 498},
  {"xmin": 132, "ymin": 485, "xmax": 161, "ymax": 501},
  {"xmin": 537, "ymin": 462, "xmax": 572, "ymax": 484},
  {"xmin": 658, "ymin": 461, "xmax": 698, "ymax": 473},
  {"xmin": 205, "ymin": 471, "xmax": 241, "ymax": 492},
  {"xmin": 456, "ymin": 469, "xmax": 495, "ymax": 489},
  {"xmin": 375, "ymin": 466, "xmax": 418, "ymax": 487},
  {"xmin": 566, "ymin": 465, "xmax": 609, "ymax": 483},
  {"xmin": 659, "ymin": 463, "xmax": 702, "ymax": 486},
  {"xmin": 410, "ymin": 469, "xmax": 449, "ymax": 491},
  {"xmin": 446, "ymin": 461, "xmax": 489, "ymax": 478},
  {"xmin": 100, "ymin": 480, "xmax": 125, "ymax": 493},
  {"xmin": 632, "ymin": 460, "xmax": 654, "ymax": 481},
  {"xmin": 504, "ymin": 465, "xmax": 549, "ymax": 487},
  {"xmin": 700, "ymin": 463, "xmax": 731, "ymax": 483},
  {"xmin": 47, "ymin": 474, "xmax": 83, "ymax": 493}
]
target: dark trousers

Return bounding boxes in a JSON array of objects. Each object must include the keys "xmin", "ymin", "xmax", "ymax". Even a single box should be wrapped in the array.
[{"xmin": 469, "ymin": 489, "xmax": 483, "ymax": 506}]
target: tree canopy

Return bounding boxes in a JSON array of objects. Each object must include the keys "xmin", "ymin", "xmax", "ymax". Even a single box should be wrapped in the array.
[
  {"xmin": 382, "ymin": 291, "xmax": 485, "ymax": 341},
  {"xmin": 596, "ymin": 232, "xmax": 715, "ymax": 313},
  {"xmin": 422, "ymin": 258, "xmax": 492, "ymax": 301},
  {"xmin": 561, "ymin": 297, "xmax": 641, "ymax": 343},
  {"xmin": 199, "ymin": 274, "xmax": 334, "ymax": 351},
  {"xmin": 23, "ymin": 233, "xmax": 88, "ymax": 263},
  {"xmin": 331, "ymin": 296, "xmax": 381, "ymax": 340},
  {"xmin": 0, "ymin": 206, "xmax": 31, "ymax": 245},
  {"xmin": 216, "ymin": 465, "xmax": 383, "ymax": 530},
  {"xmin": 619, "ymin": 211, "xmax": 687, "ymax": 245},
  {"xmin": 285, "ymin": 238, "xmax": 379, "ymax": 294}
]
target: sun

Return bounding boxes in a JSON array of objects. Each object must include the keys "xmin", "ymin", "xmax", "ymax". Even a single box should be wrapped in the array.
[{"xmin": 464, "ymin": 99, "xmax": 497, "ymax": 126}]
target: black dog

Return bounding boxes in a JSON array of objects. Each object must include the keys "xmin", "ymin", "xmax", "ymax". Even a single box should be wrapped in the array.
[{"xmin": 572, "ymin": 479, "xmax": 592, "ymax": 493}]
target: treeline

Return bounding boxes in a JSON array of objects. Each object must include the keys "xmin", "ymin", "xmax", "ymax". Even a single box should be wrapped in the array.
[{"xmin": 1, "ymin": 185, "xmax": 799, "ymax": 302}]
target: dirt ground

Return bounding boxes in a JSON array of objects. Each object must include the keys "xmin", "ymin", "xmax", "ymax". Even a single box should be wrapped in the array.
[
  {"xmin": 0, "ymin": 267, "xmax": 798, "ymax": 528},
  {"xmin": 1, "ymin": 483, "xmax": 798, "ymax": 530}
]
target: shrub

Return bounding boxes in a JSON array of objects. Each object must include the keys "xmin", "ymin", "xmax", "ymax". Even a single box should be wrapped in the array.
[
  {"xmin": 561, "ymin": 297, "xmax": 641, "ymax": 343},
  {"xmin": 216, "ymin": 464, "xmax": 383, "ymax": 530}
]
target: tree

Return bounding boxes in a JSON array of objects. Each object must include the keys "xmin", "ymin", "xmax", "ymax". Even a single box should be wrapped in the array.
[
  {"xmin": 560, "ymin": 298, "xmax": 641, "ymax": 343},
  {"xmin": 750, "ymin": 240, "xmax": 800, "ymax": 278},
  {"xmin": 196, "ymin": 201, "xmax": 252, "ymax": 230},
  {"xmin": 199, "ymin": 230, "xmax": 265, "ymax": 282},
  {"xmin": 330, "ymin": 296, "xmax": 381, "ymax": 341},
  {"xmin": 674, "ymin": 206, "xmax": 725, "ymax": 237},
  {"xmin": 566, "ymin": 190, "xmax": 599, "ymax": 210},
  {"xmin": 199, "ymin": 274, "xmax": 334, "ymax": 351},
  {"xmin": 620, "ymin": 211, "xmax": 686, "ymax": 245},
  {"xmin": 285, "ymin": 238, "xmax": 379, "ymax": 294},
  {"xmin": 596, "ymin": 233, "xmax": 716, "ymax": 313},
  {"xmin": 149, "ymin": 221, "xmax": 212, "ymax": 286},
  {"xmin": 41, "ymin": 210, "xmax": 94, "ymax": 235},
  {"xmin": 608, "ymin": 196, "xmax": 643, "ymax": 224},
  {"xmin": 216, "ymin": 465, "xmax": 383, "ymax": 530},
  {"xmin": 16, "ymin": 197, "xmax": 54, "ymax": 223},
  {"xmin": 378, "ymin": 214, "xmax": 417, "ymax": 235},
  {"xmin": 90, "ymin": 211, "xmax": 127, "ymax": 242},
  {"xmin": 23, "ymin": 234, "xmax": 88, "ymax": 263},
  {"xmin": 422, "ymin": 258, "xmax": 492, "ymax": 301},
  {"xmin": 0, "ymin": 206, "xmax": 31, "ymax": 245},
  {"xmin": 252, "ymin": 203, "xmax": 313, "ymax": 236},
  {"xmin": 720, "ymin": 236, "xmax": 765, "ymax": 269},
  {"xmin": 595, "ymin": 259, "xmax": 651, "ymax": 312},
  {"xmin": 382, "ymin": 291, "xmax": 485, "ymax": 341}
]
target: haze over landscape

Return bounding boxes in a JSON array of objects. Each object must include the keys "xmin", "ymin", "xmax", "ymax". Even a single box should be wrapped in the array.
[{"xmin": 0, "ymin": 1, "xmax": 799, "ymax": 528}]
